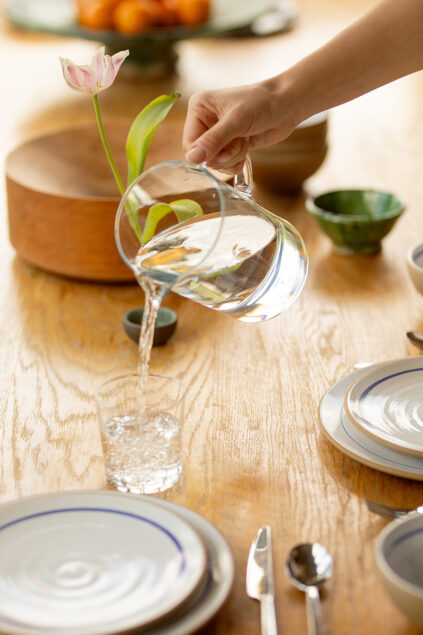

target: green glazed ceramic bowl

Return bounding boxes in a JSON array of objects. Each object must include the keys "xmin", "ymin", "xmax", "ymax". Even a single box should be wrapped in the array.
[{"xmin": 306, "ymin": 189, "xmax": 405, "ymax": 255}]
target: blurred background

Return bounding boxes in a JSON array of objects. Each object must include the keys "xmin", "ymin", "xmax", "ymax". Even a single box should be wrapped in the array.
[{"xmin": 2, "ymin": 0, "xmax": 422, "ymax": 272}]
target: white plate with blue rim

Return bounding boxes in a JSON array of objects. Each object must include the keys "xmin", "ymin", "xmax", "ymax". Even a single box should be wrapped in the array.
[
  {"xmin": 142, "ymin": 495, "xmax": 234, "ymax": 635},
  {"xmin": 320, "ymin": 363, "xmax": 423, "ymax": 480},
  {"xmin": 0, "ymin": 490, "xmax": 210, "ymax": 635},
  {"xmin": 345, "ymin": 357, "xmax": 423, "ymax": 457}
]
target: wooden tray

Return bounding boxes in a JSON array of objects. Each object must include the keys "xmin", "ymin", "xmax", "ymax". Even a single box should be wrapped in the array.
[{"xmin": 6, "ymin": 119, "xmax": 186, "ymax": 282}]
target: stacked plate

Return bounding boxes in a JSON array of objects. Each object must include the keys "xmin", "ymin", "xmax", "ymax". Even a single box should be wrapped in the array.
[
  {"xmin": 0, "ymin": 491, "xmax": 234, "ymax": 635},
  {"xmin": 320, "ymin": 357, "xmax": 423, "ymax": 480}
]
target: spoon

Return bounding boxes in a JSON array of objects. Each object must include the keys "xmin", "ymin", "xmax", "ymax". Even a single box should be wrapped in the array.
[
  {"xmin": 407, "ymin": 330, "xmax": 423, "ymax": 350},
  {"xmin": 285, "ymin": 543, "xmax": 333, "ymax": 635}
]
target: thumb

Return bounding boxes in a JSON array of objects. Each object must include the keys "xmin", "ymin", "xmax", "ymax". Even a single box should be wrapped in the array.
[{"xmin": 186, "ymin": 116, "xmax": 237, "ymax": 164}]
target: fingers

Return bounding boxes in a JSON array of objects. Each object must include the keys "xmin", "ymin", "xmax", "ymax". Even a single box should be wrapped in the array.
[
  {"xmin": 182, "ymin": 117, "xmax": 209, "ymax": 155},
  {"xmin": 207, "ymin": 137, "xmax": 249, "ymax": 171},
  {"xmin": 204, "ymin": 127, "xmax": 292, "ymax": 173},
  {"xmin": 184, "ymin": 90, "xmax": 248, "ymax": 164},
  {"xmin": 248, "ymin": 127, "xmax": 288, "ymax": 149},
  {"xmin": 185, "ymin": 114, "xmax": 239, "ymax": 164},
  {"xmin": 182, "ymin": 93, "xmax": 217, "ymax": 151},
  {"xmin": 213, "ymin": 159, "xmax": 246, "ymax": 176},
  {"xmin": 183, "ymin": 85, "xmax": 282, "ymax": 168}
]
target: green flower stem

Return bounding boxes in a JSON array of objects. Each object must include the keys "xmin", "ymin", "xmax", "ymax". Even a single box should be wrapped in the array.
[{"xmin": 92, "ymin": 94, "xmax": 125, "ymax": 195}]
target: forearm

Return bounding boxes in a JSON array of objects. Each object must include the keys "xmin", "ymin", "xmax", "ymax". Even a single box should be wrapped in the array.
[{"xmin": 269, "ymin": 0, "xmax": 423, "ymax": 124}]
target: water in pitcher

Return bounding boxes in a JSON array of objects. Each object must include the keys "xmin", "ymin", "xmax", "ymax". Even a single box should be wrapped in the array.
[
  {"xmin": 115, "ymin": 160, "xmax": 308, "ymax": 379},
  {"xmin": 134, "ymin": 211, "xmax": 307, "ymax": 323}
]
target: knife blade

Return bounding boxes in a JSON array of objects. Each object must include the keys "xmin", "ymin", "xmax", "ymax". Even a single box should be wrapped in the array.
[{"xmin": 246, "ymin": 525, "xmax": 278, "ymax": 635}]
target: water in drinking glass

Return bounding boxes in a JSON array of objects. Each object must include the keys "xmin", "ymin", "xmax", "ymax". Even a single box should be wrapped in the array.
[
  {"xmin": 101, "ymin": 411, "xmax": 181, "ymax": 494},
  {"xmin": 95, "ymin": 373, "xmax": 185, "ymax": 495}
]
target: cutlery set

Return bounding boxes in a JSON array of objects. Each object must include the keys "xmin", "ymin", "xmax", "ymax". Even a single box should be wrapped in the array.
[
  {"xmin": 247, "ymin": 527, "xmax": 333, "ymax": 634},
  {"xmin": 247, "ymin": 500, "xmax": 423, "ymax": 633}
]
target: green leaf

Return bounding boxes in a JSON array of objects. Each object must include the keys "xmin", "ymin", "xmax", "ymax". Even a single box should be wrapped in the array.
[
  {"xmin": 141, "ymin": 199, "xmax": 203, "ymax": 245},
  {"xmin": 125, "ymin": 92, "xmax": 180, "ymax": 186},
  {"xmin": 168, "ymin": 199, "xmax": 204, "ymax": 223},
  {"xmin": 125, "ymin": 190, "xmax": 143, "ymax": 242},
  {"xmin": 141, "ymin": 203, "xmax": 173, "ymax": 245}
]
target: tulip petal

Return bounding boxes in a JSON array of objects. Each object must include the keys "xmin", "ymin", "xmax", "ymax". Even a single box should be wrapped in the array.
[
  {"xmin": 98, "ymin": 56, "xmax": 116, "ymax": 92},
  {"xmin": 111, "ymin": 50, "xmax": 130, "ymax": 75},
  {"xmin": 60, "ymin": 47, "xmax": 129, "ymax": 96},
  {"xmin": 92, "ymin": 46, "xmax": 107, "ymax": 81},
  {"xmin": 60, "ymin": 57, "xmax": 85, "ymax": 93},
  {"xmin": 80, "ymin": 66, "xmax": 98, "ymax": 94}
]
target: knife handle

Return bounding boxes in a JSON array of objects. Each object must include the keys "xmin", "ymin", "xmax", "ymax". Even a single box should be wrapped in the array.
[
  {"xmin": 260, "ymin": 594, "xmax": 278, "ymax": 635},
  {"xmin": 305, "ymin": 586, "xmax": 323, "ymax": 635}
]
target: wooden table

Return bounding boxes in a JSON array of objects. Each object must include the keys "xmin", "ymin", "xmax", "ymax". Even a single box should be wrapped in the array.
[{"xmin": 2, "ymin": 1, "xmax": 423, "ymax": 633}]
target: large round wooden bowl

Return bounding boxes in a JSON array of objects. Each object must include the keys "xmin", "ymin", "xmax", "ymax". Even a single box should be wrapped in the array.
[{"xmin": 6, "ymin": 119, "xmax": 186, "ymax": 282}]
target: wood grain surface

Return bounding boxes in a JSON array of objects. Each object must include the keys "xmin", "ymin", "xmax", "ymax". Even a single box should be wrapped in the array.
[{"xmin": 1, "ymin": 1, "xmax": 423, "ymax": 633}]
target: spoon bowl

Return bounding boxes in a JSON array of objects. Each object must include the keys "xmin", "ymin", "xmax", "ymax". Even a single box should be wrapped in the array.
[{"xmin": 285, "ymin": 543, "xmax": 332, "ymax": 634}]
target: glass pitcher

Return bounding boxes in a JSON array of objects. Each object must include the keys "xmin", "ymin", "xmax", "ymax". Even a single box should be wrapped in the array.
[{"xmin": 115, "ymin": 159, "xmax": 308, "ymax": 323}]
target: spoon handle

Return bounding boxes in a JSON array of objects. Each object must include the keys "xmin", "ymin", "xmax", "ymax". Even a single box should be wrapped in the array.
[{"xmin": 305, "ymin": 586, "xmax": 323, "ymax": 635}]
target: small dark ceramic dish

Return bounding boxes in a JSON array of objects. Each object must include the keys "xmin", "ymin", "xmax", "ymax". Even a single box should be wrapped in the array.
[
  {"xmin": 306, "ymin": 189, "xmax": 405, "ymax": 255},
  {"xmin": 123, "ymin": 307, "xmax": 178, "ymax": 346}
]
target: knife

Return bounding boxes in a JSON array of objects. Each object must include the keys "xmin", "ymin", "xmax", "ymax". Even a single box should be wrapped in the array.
[{"xmin": 246, "ymin": 525, "xmax": 278, "ymax": 635}]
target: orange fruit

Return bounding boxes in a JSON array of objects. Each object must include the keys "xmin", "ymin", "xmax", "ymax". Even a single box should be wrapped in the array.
[
  {"xmin": 158, "ymin": 0, "xmax": 181, "ymax": 25},
  {"xmin": 152, "ymin": 0, "xmax": 178, "ymax": 26},
  {"xmin": 77, "ymin": 0, "xmax": 116, "ymax": 29},
  {"xmin": 175, "ymin": 0, "xmax": 209, "ymax": 26},
  {"xmin": 113, "ymin": 0, "xmax": 160, "ymax": 34}
]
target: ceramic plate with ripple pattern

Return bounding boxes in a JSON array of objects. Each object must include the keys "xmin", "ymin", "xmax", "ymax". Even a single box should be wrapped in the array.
[
  {"xmin": 319, "ymin": 365, "xmax": 423, "ymax": 480},
  {"xmin": 0, "ymin": 491, "xmax": 207, "ymax": 635},
  {"xmin": 345, "ymin": 357, "xmax": 423, "ymax": 457}
]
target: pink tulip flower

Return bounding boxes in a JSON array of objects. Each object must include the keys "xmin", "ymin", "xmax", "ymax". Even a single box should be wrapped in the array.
[
  {"xmin": 59, "ymin": 45, "xmax": 179, "ymax": 207},
  {"xmin": 59, "ymin": 47, "xmax": 129, "ymax": 95}
]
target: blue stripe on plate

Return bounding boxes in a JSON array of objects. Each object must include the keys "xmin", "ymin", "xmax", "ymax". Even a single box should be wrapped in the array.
[
  {"xmin": 0, "ymin": 507, "xmax": 186, "ymax": 572},
  {"xmin": 357, "ymin": 367, "xmax": 423, "ymax": 430},
  {"xmin": 339, "ymin": 408, "xmax": 423, "ymax": 471}
]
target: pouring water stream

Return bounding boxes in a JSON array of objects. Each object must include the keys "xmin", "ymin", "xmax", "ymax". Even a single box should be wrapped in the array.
[{"xmin": 115, "ymin": 159, "xmax": 308, "ymax": 382}]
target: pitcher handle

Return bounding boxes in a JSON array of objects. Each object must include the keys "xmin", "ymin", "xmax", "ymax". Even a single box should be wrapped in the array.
[{"xmin": 233, "ymin": 154, "xmax": 253, "ymax": 198}]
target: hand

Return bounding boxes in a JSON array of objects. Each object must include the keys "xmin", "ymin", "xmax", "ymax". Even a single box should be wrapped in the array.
[
  {"xmin": 183, "ymin": 0, "xmax": 423, "ymax": 176},
  {"xmin": 183, "ymin": 80, "xmax": 299, "ymax": 174}
]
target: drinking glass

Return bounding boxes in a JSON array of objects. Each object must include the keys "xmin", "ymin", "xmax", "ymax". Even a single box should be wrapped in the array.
[
  {"xmin": 115, "ymin": 158, "xmax": 308, "ymax": 322},
  {"xmin": 95, "ymin": 373, "xmax": 186, "ymax": 494}
]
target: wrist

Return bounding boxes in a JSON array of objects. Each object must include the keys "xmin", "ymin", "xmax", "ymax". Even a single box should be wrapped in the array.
[{"xmin": 261, "ymin": 71, "xmax": 309, "ymax": 135}]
